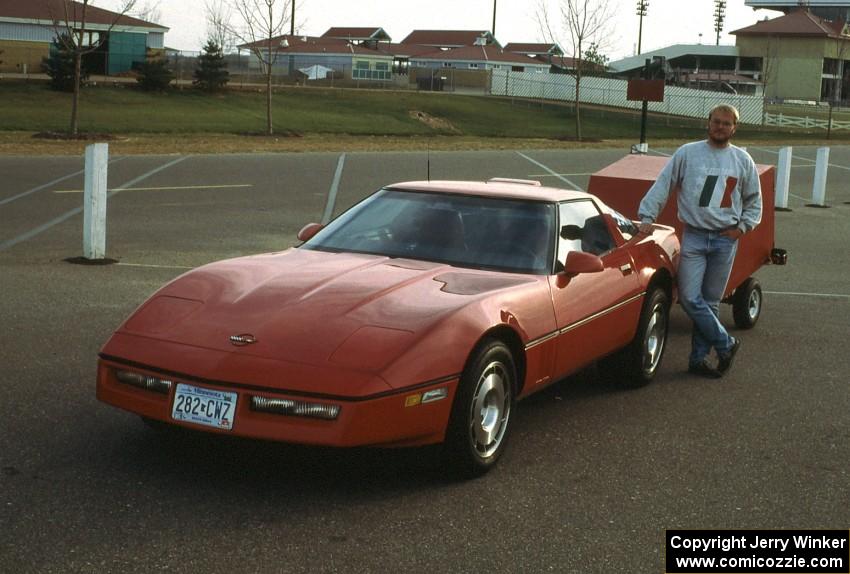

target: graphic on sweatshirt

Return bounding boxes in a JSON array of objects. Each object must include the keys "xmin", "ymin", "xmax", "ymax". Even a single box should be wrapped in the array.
[{"xmin": 698, "ymin": 175, "xmax": 738, "ymax": 208}]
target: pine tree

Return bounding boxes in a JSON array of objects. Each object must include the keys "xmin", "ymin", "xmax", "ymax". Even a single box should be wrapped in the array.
[
  {"xmin": 136, "ymin": 51, "xmax": 173, "ymax": 92},
  {"xmin": 42, "ymin": 35, "xmax": 86, "ymax": 92},
  {"xmin": 193, "ymin": 40, "xmax": 230, "ymax": 93}
]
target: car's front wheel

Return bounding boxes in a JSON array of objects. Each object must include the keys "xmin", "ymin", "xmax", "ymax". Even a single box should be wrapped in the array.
[
  {"xmin": 600, "ymin": 287, "xmax": 669, "ymax": 387},
  {"xmin": 443, "ymin": 339, "xmax": 516, "ymax": 478}
]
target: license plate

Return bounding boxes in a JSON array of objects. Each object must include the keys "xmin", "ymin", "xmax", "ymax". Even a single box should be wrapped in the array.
[{"xmin": 171, "ymin": 383, "xmax": 237, "ymax": 430}]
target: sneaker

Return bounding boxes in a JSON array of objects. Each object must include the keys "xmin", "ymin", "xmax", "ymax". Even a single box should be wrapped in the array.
[
  {"xmin": 688, "ymin": 359, "xmax": 722, "ymax": 379},
  {"xmin": 717, "ymin": 338, "xmax": 741, "ymax": 375}
]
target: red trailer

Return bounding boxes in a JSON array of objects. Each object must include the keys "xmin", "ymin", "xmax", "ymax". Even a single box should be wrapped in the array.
[{"xmin": 587, "ymin": 154, "xmax": 787, "ymax": 329}]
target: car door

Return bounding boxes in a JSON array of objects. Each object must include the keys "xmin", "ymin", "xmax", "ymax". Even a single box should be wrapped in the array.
[{"xmin": 548, "ymin": 199, "xmax": 644, "ymax": 377}]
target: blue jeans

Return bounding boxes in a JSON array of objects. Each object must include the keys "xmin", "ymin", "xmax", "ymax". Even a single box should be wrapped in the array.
[{"xmin": 679, "ymin": 227, "xmax": 738, "ymax": 366}]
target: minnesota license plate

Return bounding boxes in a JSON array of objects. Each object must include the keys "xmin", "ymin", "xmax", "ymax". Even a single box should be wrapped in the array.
[{"xmin": 171, "ymin": 383, "xmax": 237, "ymax": 430}]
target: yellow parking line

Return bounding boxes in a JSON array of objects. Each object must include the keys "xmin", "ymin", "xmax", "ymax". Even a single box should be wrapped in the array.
[
  {"xmin": 53, "ymin": 184, "xmax": 253, "ymax": 193},
  {"xmin": 527, "ymin": 172, "xmax": 593, "ymax": 177},
  {"xmin": 117, "ymin": 262, "xmax": 195, "ymax": 269}
]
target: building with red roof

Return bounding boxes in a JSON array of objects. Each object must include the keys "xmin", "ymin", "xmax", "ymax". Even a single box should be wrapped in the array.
[
  {"xmin": 504, "ymin": 43, "xmax": 565, "ymax": 58},
  {"xmin": 321, "ymin": 27, "xmax": 391, "ymax": 49},
  {"xmin": 237, "ymin": 34, "xmax": 394, "ymax": 81},
  {"xmin": 400, "ymin": 30, "xmax": 500, "ymax": 49},
  {"xmin": 0, "ymin": 0, "xmax": 167, "ymax": 74},
  {"xmin": 409, "ymin": 44, "xmax": 549, "ymax": 73},
  {"xmin": 732, "ymin": 9, "xmax": 850, "ymax": 100}
]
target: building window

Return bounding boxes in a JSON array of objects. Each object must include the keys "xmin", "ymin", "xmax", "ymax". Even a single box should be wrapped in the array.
[
  {"xmin": 823, "ymin": 58, "xmax": 840, "ymax": 76},
  {"xmin": 393, "ymin": 58, "xmax": 409, "ymax": 74},
  {"xmin": 468, "ymin": 63, "xmax": 479, "ymax": 69},
  {"xmin": 511, "ymin": 66, "xmax": 524, "ymax": 72},
  {"xmin": 353, "ymin": 60, "xmax": 391, "ymax": 80},
  {"xmin": 73, "ymin": 29, "xmax": 101, "ymax": 47},
  {"xmin": 739, "ymin": 57, "xmax": 761, "ymax": 73}
]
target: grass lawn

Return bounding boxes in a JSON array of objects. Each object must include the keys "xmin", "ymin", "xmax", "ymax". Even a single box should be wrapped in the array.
[{"xmin": 0, "ymin": 81, "xmax": 844, "ymax": 154}]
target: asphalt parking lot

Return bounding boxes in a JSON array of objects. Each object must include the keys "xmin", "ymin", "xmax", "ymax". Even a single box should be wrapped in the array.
[{"xmin": 1, "ymin": 146, "xmax": 848, "ymax": 573}]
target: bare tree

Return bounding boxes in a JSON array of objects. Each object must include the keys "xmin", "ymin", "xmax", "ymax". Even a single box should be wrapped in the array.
[
  {"xmin": 48, "ymin": 0, "xmax": 137, "ymax": 135},
  {"xmin": 758, "ymin": 35, "xmax": 779, "ymax": 102},
  {"xmin": 831, "ymin": 35, "xmax": 850, "ymax": 103},
  {"xmin": 204, "ymin": 0, "xmax": 237, "ymax": 53},
  {"xmin": 132, "ymin": 0, "xmax": 161, "ymax": 24},
  {"xmin": 230, "ymin": 0, "xmax": 293, "ymax": 135},
  {"xmin": 537, "ymin": 0, "xmax": 614, "ymax": 141}
]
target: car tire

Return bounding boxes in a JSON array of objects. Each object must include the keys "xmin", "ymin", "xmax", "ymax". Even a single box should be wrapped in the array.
[
  {"xmin": 732, "ymin": 277, "xmax": 762, "ymax": 329},
  {"xmin": 600, "ymin": 288, "xmax": 669, "ymax": 387},
  {"xmin": 443, "ymin": 339, "xmax": 516, "ymax": 478}
]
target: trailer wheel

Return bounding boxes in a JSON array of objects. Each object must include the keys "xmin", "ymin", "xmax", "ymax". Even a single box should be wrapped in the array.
[{"xmin": 732, "ymin": 277, "xmax": 762, "ymax": 329}]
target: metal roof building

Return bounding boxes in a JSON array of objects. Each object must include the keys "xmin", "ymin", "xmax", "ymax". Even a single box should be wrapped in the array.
[{"xmin": 745, "ymin": 0, "xmax": 850, "ymax": 21}]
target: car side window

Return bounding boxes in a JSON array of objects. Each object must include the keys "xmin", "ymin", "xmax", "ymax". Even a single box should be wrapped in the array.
[
  {"xmin": 609, "ymin": 208, "xmax": 638, "ymax": 240},
  {"xmin": 556, "ymin": 200, "xmax": 616, "ymax": 267}
]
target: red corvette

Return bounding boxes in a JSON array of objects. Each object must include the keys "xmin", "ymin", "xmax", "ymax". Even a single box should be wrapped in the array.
[{"xmin": 97, "ymin": 178, "xmax": 679, "ymax": 476}]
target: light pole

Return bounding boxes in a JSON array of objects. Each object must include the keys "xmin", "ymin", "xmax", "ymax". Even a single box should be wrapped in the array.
[
  {"xmin": 636, "ymin": 0, "xmax": 648, "ymax": 55},
  {"xmin": 714, "ymin": 0, "xmax": 726, "ymax": 46}
]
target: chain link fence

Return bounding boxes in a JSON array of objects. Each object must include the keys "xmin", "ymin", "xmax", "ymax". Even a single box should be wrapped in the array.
[{"xmin": 491, "ymin": 70, "xmax": 765, "ymax": 125}]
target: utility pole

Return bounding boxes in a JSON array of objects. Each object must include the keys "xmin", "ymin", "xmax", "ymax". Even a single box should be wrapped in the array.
[
  {"xmin": 714, "ymin": 0, "xmax": 726, "ymax": 45},
  {"xmin": 640, "ymin": 59, "xmax": 650, "ymax": 145},
  {"xmin": 291, "ymin": 0, "xmax": 295, "ymax": 35},
  {"xmin": 636, "ymin": 0, "xmax": 648, "ymax": 55},
  {"xmin": 492, "ymin": 0, "xmax": 497, "ymax": 36}
]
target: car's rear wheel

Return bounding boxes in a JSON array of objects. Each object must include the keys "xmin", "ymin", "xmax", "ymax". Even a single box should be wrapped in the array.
[
  {"xmin": 443, "ymin": 339, "xmax": 516, "ymax": 478},
  {"xmin": 600, "ymin": 287, "xmax": 669, "ymax": 387},
  {"xmin": 732, "ymin": 277, "xmax": 762, "ymax": 329}
]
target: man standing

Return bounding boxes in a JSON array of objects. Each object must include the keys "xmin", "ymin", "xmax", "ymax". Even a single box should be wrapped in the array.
[{"xmin": 638, "ymin": 104, "xmax": 762, "ymax": 378}]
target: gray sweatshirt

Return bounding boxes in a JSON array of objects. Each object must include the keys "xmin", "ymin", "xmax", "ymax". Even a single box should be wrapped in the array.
[{"xmin": 638, "ymin": 141, "xmax": 763, "ymax": 233}]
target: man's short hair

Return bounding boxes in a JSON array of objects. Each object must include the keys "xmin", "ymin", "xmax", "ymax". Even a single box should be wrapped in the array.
[{"xmin": 709, "ymin": 104, "xmax": 740, "ymax": 124}]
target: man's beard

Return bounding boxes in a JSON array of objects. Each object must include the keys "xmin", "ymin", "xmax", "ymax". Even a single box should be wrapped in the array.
[{"xmin": 708, "ymin": 131, "xmax": 731, "ymax": 146}]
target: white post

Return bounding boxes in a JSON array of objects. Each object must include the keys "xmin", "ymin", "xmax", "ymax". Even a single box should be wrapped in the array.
[
  {"xmin": 775, "ymin": 146, "xmax": 792, "ymax": 209},
  {"xmin": 811, "ymin": 146, "xmax": 830, "ymax": 207},
  {"xmin": 83, "ymin": 143, "xmax": 108, "ymax": 259}
]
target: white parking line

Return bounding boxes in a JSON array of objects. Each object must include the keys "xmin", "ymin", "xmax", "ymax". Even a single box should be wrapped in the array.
[
  {"xmin": 53, "ymin": 184, "xmax": 252, "ymax": 194},
  {"xmin": 321, "ymin": 153, "xmax": 346, "ymax": 224},
  {"xmin": 0, "ymin": 156, "xmax": 189, "ymax": 252},
  {"xmin": 764, "ymin": 290, "xmax": 850, "ymax": 299},
  {"xmin": 749, "ymin": 146, "xmax": 850, "ymax": 172},
  {"xmin": 515, "ymin": 152, "xmax": 583, "ymax": 191},
  {"xmin": 0, "ymin": 157, "xmax": 127, "ymax": 207}
]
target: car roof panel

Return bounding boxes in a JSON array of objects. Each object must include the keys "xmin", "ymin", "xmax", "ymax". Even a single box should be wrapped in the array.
[{"xmin": 385, "ymin": 180, "xmax": 592, "ymax": 203}]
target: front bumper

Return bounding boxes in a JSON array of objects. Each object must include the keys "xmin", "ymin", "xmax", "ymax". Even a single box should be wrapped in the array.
[{"xmin": 96, "ymin": 357, "xmax": 458, "ymax": 448}]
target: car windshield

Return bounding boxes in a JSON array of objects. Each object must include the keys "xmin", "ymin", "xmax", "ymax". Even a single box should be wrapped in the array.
[{"xmin": 301, "ymin": 189, "xmax": 556, "ymax": 274}]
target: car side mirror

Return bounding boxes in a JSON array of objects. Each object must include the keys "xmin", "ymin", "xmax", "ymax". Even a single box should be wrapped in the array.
[
  {"xmin": 560, "ymin": 250, "xmax": 604, "ymax": 277},
  {"xmin": 297, "ymin": 222, "xmax": 324, "ymax": 242}
]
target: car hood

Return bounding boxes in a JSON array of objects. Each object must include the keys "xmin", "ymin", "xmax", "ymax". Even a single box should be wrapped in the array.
[{"xmin": 116, "ymin": 248, "xmax": 535, "ymax": 370}]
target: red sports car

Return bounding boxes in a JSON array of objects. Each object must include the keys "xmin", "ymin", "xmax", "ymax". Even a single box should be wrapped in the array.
[{"xmin": 97, "ymin": 178, "xmax": 679, "ymax": 476}]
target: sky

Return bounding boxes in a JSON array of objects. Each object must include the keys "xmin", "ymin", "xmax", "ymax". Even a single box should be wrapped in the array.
[{"xmin": 103, "ymin": 0, "xmax": 782, "ymax": 62}]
